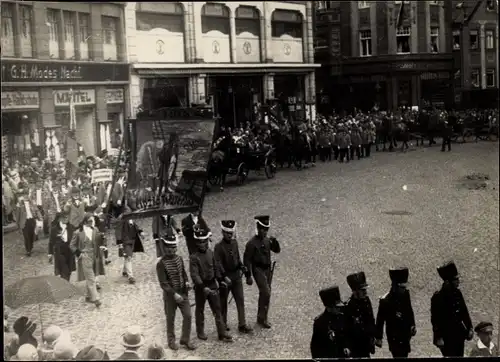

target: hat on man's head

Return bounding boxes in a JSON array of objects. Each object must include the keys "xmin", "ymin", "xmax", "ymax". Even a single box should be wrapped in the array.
[
  {"xmin": 474, "ymin": 321, "xmax": 494, "ymax": 334},
  {"xmin": 220, "ymin": 220, "xmax": 236, "ymax": 233},
  {"xmin": 437, "ymin": 261, "xmax": 459, "ymax": 281},
  {"xmin": 347, "ymin": 271, "xmax": 369, "ymax": 291},
  {"xmin": 121, "ymin": 325, "xmax": 145, "ymax": 348},
  {"xmin": 30, "ymin": 157, "xmax": 39, "ymax": 163},
  {"xmin": 319, "ymin": 286, "xmax": 344, "ymax": 308},
  {"xmin": 254, "ymin": 215, "xmax": 270, "ymax": 228},
  {"xmin": 42, "ymin": 325, "xmax": 63, "ymax": 346},
  {"xmin": 71, "ymin": 187, "xmax": 81, "ymax": 196},
  {"xmin": 389, "ymin": 267, "xmax": 409, "ymax": 285},
  {"xmin": 53, "ymin": 339, "xmax": 78, "ymax": 360},
  {"xmin": 75, "ymin": 345, "xmax": 110, "ymax": 361},
  {"xmin": 194, "ymin": 229, "xmax": 211, "ymax": 240},
  {"xmin": 13, "ymin": 316, "xmax": 36, "ymax": 336}
]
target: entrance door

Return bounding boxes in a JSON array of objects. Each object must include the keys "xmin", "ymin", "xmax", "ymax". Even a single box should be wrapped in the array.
[{"xmin": 397, "ymin": 78, "xmax": 412, "ymax": 107}]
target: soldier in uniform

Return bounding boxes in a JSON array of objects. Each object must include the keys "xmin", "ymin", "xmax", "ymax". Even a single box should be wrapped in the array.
[
  {"xmin": 243, "ymin": 215, "xmax": 281, "ymax": 329},
  {"xmin": 350, "ymin": 126, "xmax": 363, "ymax": 160},
  {"xmin": 189, "ymin": 229, "xmax": 233, "ymax": 342},
  {"xmin": 335, "ymin": 125, "xmax": 351, "ymax": 163},
  {"xmin": 431, "ymin": 261, "xmax": 473, "ymax": 357},
  {"xmin": 214, "ymin": 220, "xmax": 253, "ymax": 334},
  {"xmin": 182, "ymin": 210, "xmax": 210, "ymax": 256},
  {"xmin": 375, "ymin": 267, "xmax": 417, "ymax": 358},
  {"xmin": 153, "ymin": 214, "xmax": 181, "ymax": 259},
  {"xmin": 156, "ymin": 232, "xmax": 196, "ymax": 351},
  {"xmin": 344, "ymin": 271, "xmax": 376, "ymax": 358},
  {"xmin": 441, "ymin": 119, "xmax": 453, "ymax": 152},
  {"xmin": 310, "ymin": 285, "xmax": 351, "ymax": 359}
]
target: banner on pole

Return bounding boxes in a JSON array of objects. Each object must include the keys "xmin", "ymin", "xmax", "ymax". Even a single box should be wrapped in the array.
[{"xmin": 91, "ymin": 169, "xmax": 113, "ymax": 184}]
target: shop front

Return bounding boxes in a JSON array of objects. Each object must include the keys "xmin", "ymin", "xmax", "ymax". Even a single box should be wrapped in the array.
[
  {"xmin": 274, "ymin": 73, "xmax": 306, "ymax": 121},
  {"xmin": 1, "ymin": 59, "xmax": 129, "ymax": 159}
]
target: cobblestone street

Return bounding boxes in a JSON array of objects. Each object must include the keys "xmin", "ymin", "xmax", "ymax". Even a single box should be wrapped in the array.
[{"xmin": 4, "ymin": 141, "xmax": 499, "ymax": 359}]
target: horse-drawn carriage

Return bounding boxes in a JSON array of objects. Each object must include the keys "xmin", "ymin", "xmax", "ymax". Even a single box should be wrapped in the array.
[{"xmin": 208, "ymin": 135, "xmax": 277, "ymax": 190}]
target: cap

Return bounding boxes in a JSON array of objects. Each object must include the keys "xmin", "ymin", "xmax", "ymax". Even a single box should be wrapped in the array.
[
  {"xmin": 474, "ymin": 321, "xmax": 494, "ymax": 334},
  {"xmin": 220, "ymin": 220, "xmax": 236, "ymax": 232},
  {"xmin": 319, "ymin": 286, "xmax": 344, "ymax": 308},
  {"xmin": 254, "ymin": 215, "xmax": 270, "ymax": 228},
  {"xmin": 437, "ymin": 261, "xmax": 459, "ymax": 281},
  {"xmin": 70, "ymin": 187, "xmax": 81, "ymax": 196},
  {"xmin": 347, "ymin": 271, "xmax": 368, "ymax": 291},
  {"xmin": 194, "ymin": 229, "xmax": 211, "ymax": 240},
  {"xmin": 389, "ymin": 267, "xmax": 409, "ymax": 285}
]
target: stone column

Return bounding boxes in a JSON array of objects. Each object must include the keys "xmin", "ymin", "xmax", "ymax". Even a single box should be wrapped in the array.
[
  {"xmin": 184, "ymin": 5, "xmax": 192, "ymax": 63},
  {"xmin": 350, "ymin": 2, "xmax": 359, "ymax": 57},
  {"xmin": 410, "ymin": 2, "xmax": 418, "ymax": 54},
  {"xmin": 305, "ymin": 72, "xmax": 316, "ymax": 122},
  {"xmin": 90, "ymin": 4, "xmax": 104, "ymax": 61},
  {"xmin": 304, "ymin": 2, "xmax": 314, "ymax": 63},
  {"xmin": 263, "ymin": 73, "xmax": 275, "ymax": 101},
  {"xmin": 424, "ymin": 2, "xmax": 431, "ymax": 53},
  {"xmin": 264, "ymin": 2, "xmax": 273, "ymax": 62},
  {"xmin": 229, "ymin": 9, "xmax": 237, "ymax": 63},
  {"xmin": 496, "ymin": 25, "xmax": 499, "ymax": 87},
  {"xmin": 124, "ymin": 3, "xmax": 137, "ymax": 63},
  {"xmin": 461, "ymin": 25, "xmax": 471, "ymax": 89},
  {"xmin": 129, "ymin": 74, "xmax": 143, "ymax": 118},
  {"xmin": 479, "ymin": 21, "xmax": 486, "ymax": 89},
  {"xmin": 387, "ymin": 2, "xmax": 396, "ymax": 54},
  {"xmin": 33, "ymin": 1, "xmax": 49, "ymax": 59},
  {"xmin": 370, "ymin": 3, "xmax": 377, "ymax": 56},
  {"xmin": 259, "ymin": 13, "xmax": 266, "ymax": 62},
  {"xmin": 438, "ymin": 2, "xmax": 446, "ymax": 53},
  {"xmin": 193, "ymin": 3, "xmax": 204, "ymax": 62}
]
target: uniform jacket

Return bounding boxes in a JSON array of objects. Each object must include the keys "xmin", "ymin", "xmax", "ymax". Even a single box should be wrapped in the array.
[
  {"xmin": 48, "ymin": 221, "xmax": 76, "ymax": 276},
  {"xmin": 214, "ymin": 238, "xmax": 245, "ymax": 281},
  {"xmin": 362, "ymin": 128, "xmax": 375, "ymax": 144},
  {"xmin": 350, "ymin": 130, "xmax": 363, "ymax": 146},
  {"xmin": 69, "ymin": 227, "xmax": 106, "ymax": 282},
  {"xmin": 181, "ymin": 214, "xmax": 209, "ymax": 253},
  {"xmin": 431, "ymin": 285, "xmax": 472, "ymax": 344},
  {"xmin": 310, "ymin": 310, "xmax": 350, "ymax": 359},
  {"xmin": 375, "ymin": 290, "xmax": 416, "ymax": 353},
  {"xmin": 345, "ymin": 296, "xmax": 376, "ymax": 355},
  {"xmin": 243, "ymin": 235, "xmax": 280, "ymax": 278},
  {"xmin": 189, "ymin": 249, "xmax": 222, "ymax": 289},
  {"xmin": 156, "ymin": 255, "xmax": 189, "ymax": 297},
  {"xmin": 469, "ymin": 340, "xmax": 499, "ymax": 357},
  {"xmin": 317, "ymin": 131, "xmax": 331, "ymax": 148},
  {"xmin": 118, "ymin": 220, "xmax": 144, "ymax": 257},
  {"xmin": 335, "ymin": 132, "xmax": 351, "ymax": 149},
  {"xmin": 14, "ymin": 201, "xmax": 42, "ymax": 230}
]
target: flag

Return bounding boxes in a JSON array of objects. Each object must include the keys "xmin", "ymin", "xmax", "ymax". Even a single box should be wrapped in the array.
[
  {"xmin": 396, "ymin": 1, "xmax": 405, "ymax": 29},
  {"xmin": 69, "ymin": 88, "xmax": 76, "ymax": 131}
]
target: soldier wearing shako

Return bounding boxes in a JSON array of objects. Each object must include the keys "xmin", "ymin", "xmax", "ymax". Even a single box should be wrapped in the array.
[
  {"xmin": 156, "ymin": 231, "xmax": 196, "ymax": 351},
  {"xmin": 243, "ymin": 215, "xmax": 281, "ymax": 329},
  {"xmin": 375, "ymin": 267, "xmax": 417, "ymax": 358},
  {"xmin": 431, "ymin": 261, "xmax": 473, "ymax": 357},
  {"xmin": 153, "ymin": 214, "xmax": 181, "ymax": 259},
  {"xmin": 190, "ymin": 229, "xmax": 233, "ymax": 343},
  {"xmin": 310, "ymin": 286, "xmax": 351, "ymax": 359},
  {"xmin": 344, "ymin": 271, "xmax": 376, "ymax": 358},
  {"xmin": 214, "ymin": 220, "xmax": 253, "ymax": 334}
]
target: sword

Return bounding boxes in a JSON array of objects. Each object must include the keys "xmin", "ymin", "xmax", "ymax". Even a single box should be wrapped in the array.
[{"xmin": 269, "ymin": 261, "xmax": 277, "ymax": 290}]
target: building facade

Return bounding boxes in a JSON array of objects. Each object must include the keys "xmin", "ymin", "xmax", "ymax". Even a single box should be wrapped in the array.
[
  {"xmin": 1, "ymin": 1, "xmax": 129, "ymax": 163},
  {"xmin": 451, "ymin": 0, "xmax": 498, "ymax": 108},
  {"xmin": 125, "ymin": 1, "xmax": 320, "ymax": 126},
  {"xmin": 315, "ymin": 0, "xmax": 454, "ymax": 112}
]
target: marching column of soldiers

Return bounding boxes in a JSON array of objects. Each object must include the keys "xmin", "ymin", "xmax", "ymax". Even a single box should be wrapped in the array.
[{"xmin": 310, "ymin": 261, "xmax": 497, "ymax": 359}]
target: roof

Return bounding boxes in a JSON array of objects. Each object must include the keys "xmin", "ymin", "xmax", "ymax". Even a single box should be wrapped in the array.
[{"xmin": 452, "ymin": 0, "xmax": 490, "ymax": 24}]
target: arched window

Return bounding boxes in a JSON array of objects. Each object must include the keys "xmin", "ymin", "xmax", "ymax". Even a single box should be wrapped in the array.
[
  {"xmin": 201, "ymin": 3, "xmax": 230, "ymax": 35},
  {"xmin": 235, "ymin": 6, "xmax": 260, "ymax": 37},
  {"xmin": 271, "ymin": 10, "xmax": 303, "ymax": 39},
  {"xmin": 136, "ymin": 2, "xmax": 184, "ymax": 33}
]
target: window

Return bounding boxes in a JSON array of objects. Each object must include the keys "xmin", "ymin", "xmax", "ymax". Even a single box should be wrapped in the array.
[
  {"xmin": 358, "ymin": 1, "xmax": 370, "ymax": 9},
  {"xmin": 271, "ymin": 10, "xmax": 303, "ymax": 38},
  {"xmin": 469, "ymin": 30, "xmax": 478, "ymax": 49},
  {"xmin": 79, "ymin": 13, "xmax": 90, "ymax": 60},
  {"xmin": 102, "ymin": 16, "xmax": 118, "ymax": 60},
  {"xmin": 486, "ymin": 30, "xmax": 494, "ymax": 49},
  {"xmin": 63, "ymin": 11, "xmax": 75, "ymax": 59},
  {"xmin": 47, "ymin": 9, "xmax": 60, "ymax": 58},
  {"xmin": 486, "ymin": 70, "xmax": 495, "ymax": 87},
  {"xmin": 235, "ymin": 7, "xmax": 260, "ymax": 37},
  {"xmin": 359, "ymin": 30, "xmax": 372, "ymax": 56},
  {"xmin": 471, "ymin": 69, "xmax": 480, "ymax": 88},
  {"xmin": 1, "ymin": 3, "xmax": 15, "ymax": 57},
  {"xmin": 453, "ymin": 30, "xmax": 460, "ymax": 50},
  {"xmin": 20, "ymin": 6, "xmax": 33, "ymax": 57},
  {"xmin": 430, "ymin": 27, "xmax": 439, "ymax": 53},
  {"xmin": 396, "ymin": 27, "xmax": 410, "ymax": 54},
  {"xmin": 316, "ymin": 1, "xmax": 333, "ymax": 10}
]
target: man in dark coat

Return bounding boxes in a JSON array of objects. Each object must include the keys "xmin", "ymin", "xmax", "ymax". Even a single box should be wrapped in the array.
[
  {"xmin": 48, "ymin": 212, "xmax": 76, "ymax": 281},
  {"xmin": 441, "ymin": 119, "xmax": 453, "ymax": 152},
  {"xmin": 181, "ymin": 210, "xmax": 209, "ymax": 256},
  {"xmin": 335, "ymin": 125, "xmax": 351, "ymax": 163},
  {"xmin": 431, "ymin": 261, "xmax": 473, "ymax": 357},
  {"xmin": 117, "ymin": 207, "xmax": 145, "ymax": 285},
  {"xmin": 310, "ymin": 286, "xmax": 351, "ymax": 359},
  {"xmin": 14, "ymin": 185, "xmax": 43, "ymax": 257},
  {"xmin": 243, "ymin": 215, "xmax": 281, "ymax": 329},
  {"xmin": 344, "ymin": 271, "xmax": 376, "ymax": 358},
  {"xmin": 214, "ymin": 220, "xmax": 253, "ymax": 334},
  {"xmin": 375, "ymin": 267, "xmax": 417, "ymax": 357},
  {"xmin": 189, "ymin": 229, "xmax": 232, "ymax": 342}
]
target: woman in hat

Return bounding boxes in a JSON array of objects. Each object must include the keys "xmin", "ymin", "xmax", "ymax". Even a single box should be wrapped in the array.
[{"xmin": 48, "ymin": 212, "xmax": 76, "ymax": 281}]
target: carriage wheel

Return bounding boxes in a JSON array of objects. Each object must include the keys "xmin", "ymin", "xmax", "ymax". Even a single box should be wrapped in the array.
[
  {"xmin": 264, "ymin": 157, "xmax": 277, "ymax": 179},
  {"xmin": 236, "ymin": 163, "xmax": 248, "ymax": 185}
]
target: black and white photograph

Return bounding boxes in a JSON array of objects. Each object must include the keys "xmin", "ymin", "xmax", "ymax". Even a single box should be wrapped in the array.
[{"xmin": 2, "ymin": 0, "xmax": 499, "ymax": 360}]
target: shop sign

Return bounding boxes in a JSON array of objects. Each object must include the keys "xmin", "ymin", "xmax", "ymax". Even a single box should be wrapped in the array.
[
  {"xmin": 106, "ymin": 89, "xmax": 124, "ymax": 104},
  {"xmin": 1, "ymin": 91, "xmax": 39, "ymax": 110},
  {"xmin": 1, "ymin": 60, "xmax": 130, "ymax": 83},
  {"xmin": 54, "ymin": 89, "xmax": 95, "ymax": 107},
  {"xmin": 91, "ymin": 169, "xmax": 113, "ymax": 184}
]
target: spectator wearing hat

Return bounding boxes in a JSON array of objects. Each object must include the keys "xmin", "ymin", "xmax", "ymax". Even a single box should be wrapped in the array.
[
  {"xmin": 431, "ymin": 261, "xmax": 473, "ymax": 357},
  {"xmin": 146, "ymin": 343, "xmax": 165, "ymax": 359},
  {"xmin": 214, "ymin": 220, "xmax": 253, "ymax": 334},
  {"xmin": 48, "ymin": 212, "xmax": 76, "ymax": 281},
  {"xmin": 470, "ymin": 322, "xmax": 499, "ymax": 357},
  {"xmin": 310, "ymin": 286, "xmax": 350, "ymax": 359},
  {"xmin": 70, "ymin": 213, "xmax": 107, "ymax": 308},
  {"xmin": 117, "ymin": 206, "xmax": 145, "ymax": 285},
  {"xmin": 15, "ymin": 344, "xmax": 39, "ymax": 361},
  {"xmin": 375, "ymin": 267, "xmax": 417, "ymax": 358},
  {"xmin": 53, "ymin": 339, "xmax": 78, "ymax": 360},
  {"xmin": 243, "ymin": 215, "xmax": 281, "ymax": 329},
  {"xmin": 156, "ymin": 229, "xmax": 196, "ymax": 351},
  {"xmin": 14, "ymin": 184, "xmax": 43, "ymax": 257},
  {"xmin": 117, "ymin": 325, "xmax": 145, "ymax": 360},
  {"xmin": 75, "ymin": 345, "xmax": 110, "ymax": 360},
  {"xmin": 190, "ymin": 228, "xmax": 232, "ymax": 343},
  {"xmin": 12, "ymin": 316, "xmax": 38, "ymax": 349},
  {"xmin": 344, "ymin": 271, "xmax": 376, "ymax": 358},
  {"xmin": 64, "ymin": 187, "xmax": 87, "ymax": 242},
  {"xmin": 38, "ymin": 325, "xmax": 71, "ymax": 361}
]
